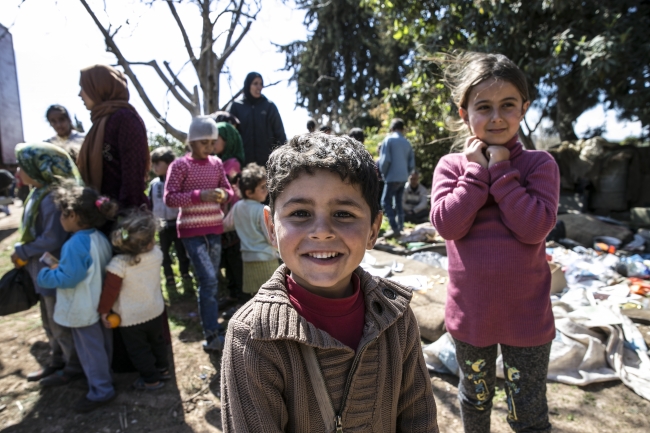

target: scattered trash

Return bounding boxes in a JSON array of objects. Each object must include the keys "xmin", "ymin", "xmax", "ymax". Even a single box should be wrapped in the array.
[
  {"xmin": 409, "ymin": 252, "xmax": 448, "ymax": 270},
  {"xmin": 388, "ymin": 275, "xmax": 429, "ymax": 291},
  {"xmin": 360, "ymin": 252, "xmax": 392, "ymax": 278},
  {"xmin": 424, "ymin": 306, "xmax": 650, "ymax": 401},
  {"xmin": 622, "ymin": 234, "xmax": 648, "ymax": 252},
  {"xmin": 398, "ymin": 224, "xmax": 439, "ymax": 243}
]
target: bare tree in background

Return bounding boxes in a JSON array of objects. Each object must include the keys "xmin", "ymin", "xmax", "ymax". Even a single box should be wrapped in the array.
[{"xmin": 79, "ymin": 0, "xmax": 262, "ymax": 141}]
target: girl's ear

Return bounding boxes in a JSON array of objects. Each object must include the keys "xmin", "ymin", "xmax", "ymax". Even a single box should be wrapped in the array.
[
  {"xmin": 459, "ymin": 107, "xmax": 469, "ymax": 125},
  {"xmin": 263, "ymin": 206, "xmax": 277, "ymax": 248},
  {"xmin": 521, "ymin": 100, "xmax": 531, "ymax": 118}
]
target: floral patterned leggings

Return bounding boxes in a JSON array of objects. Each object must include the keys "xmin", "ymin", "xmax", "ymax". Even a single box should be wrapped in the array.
[{"xmin": 454, "ymin": 338, "xmax": 553, "ymax": 433}]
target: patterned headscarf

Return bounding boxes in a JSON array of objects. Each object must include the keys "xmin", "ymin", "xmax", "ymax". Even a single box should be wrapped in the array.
[
  {"xmin": 216, "ymin": 122, "xmax": 245, "ymax": 166},
  {"xmin": 15, "ymin": 143, "xmax": 82, "ymax": 244}
]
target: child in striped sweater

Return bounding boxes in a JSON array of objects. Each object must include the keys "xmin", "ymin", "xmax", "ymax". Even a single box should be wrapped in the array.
[{"xmin": 164, "ymin": 116, "xmax": 234, "ymax": 352}]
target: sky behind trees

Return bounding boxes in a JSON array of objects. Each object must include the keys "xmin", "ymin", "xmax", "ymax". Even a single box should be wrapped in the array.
[
  {"xmin": 1, "ymin": 0, "xmax": 310, "ymax": 142},
  {"xmin": 0, "ymin": 0, "xmax": 643, "ymax": 143}
]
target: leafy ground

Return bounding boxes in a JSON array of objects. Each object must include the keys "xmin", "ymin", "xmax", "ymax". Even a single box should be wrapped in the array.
[{"xmin": 0, "ymin": 204, "xmax": 649, "ymax": 432}]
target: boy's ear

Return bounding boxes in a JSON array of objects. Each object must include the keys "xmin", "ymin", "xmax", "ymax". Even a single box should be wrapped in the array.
[
  {"xmin": 366, "ymin": 211, "xmax": 383, "ymax": 250},
  {"xmin": 263, "ymin": 206, "xmax": 277, "ymax": 248}
]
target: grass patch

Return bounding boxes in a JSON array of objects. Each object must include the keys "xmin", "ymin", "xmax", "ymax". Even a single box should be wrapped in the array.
[{"xmin": 494, "ymin": 386, "xmax": 507, "ymax": 403}]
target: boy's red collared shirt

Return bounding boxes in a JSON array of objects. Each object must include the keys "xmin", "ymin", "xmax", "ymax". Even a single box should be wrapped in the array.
[{"xmin": 286, "ymin": 273, "xmax": 365, "ymax": 351}]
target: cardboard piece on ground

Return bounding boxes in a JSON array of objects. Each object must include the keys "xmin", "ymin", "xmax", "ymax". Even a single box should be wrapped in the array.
[{"xmin": 549, "ymin": 262, "xmax": 568, "ymax": 294}]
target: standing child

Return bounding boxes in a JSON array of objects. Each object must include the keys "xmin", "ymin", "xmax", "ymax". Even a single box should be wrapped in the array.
[
  {"xmin": 223, "ymin": 163, "xmax": 278, "ymax": 296},
  {"xmin": 37, "ymin": 183, "xmax": 117, "ymax": 413},
  {"xmin": 164, "ymin": 116, "xmax": 234, "ymax": 352},
  {"xmin": 149, "ymin": 147, "xmax": 192, "ymax": 295},
  {"xmin": 431, "ymin": 52, "xmax": 560, "ymax": 433},
  {"xmin": 12, "ymin": 143, "xmax": 84, "ymax": 386},
  {"xmin": 215, "ymin": 121, "xmax": 246, "ymax": 305},
  {"xmin": 97, "ymin": 210, "xmax": 169, "ymax": 390},
  {"xmin": 221, "ymin": 134, "xmax": 439, "ymax": 432}
]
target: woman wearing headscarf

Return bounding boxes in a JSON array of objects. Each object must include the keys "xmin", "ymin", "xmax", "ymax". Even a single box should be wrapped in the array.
[
  {"xmin": 227, "ymin": 72, "xmax": 287, "ymax": 166},
  {"xmin": 77, "ymin": 64, "xmax": 149, "ymax": 209},
  {"xmin": 12, "ymin": 143, "xmax": 84, "ymax": 386},
  {"xmin": 77, "ymin": 65, "xmax": 153, "ymax": 373},
  {"xmin": 214, "ymin": 121, "xmax": 246, "ymax": 306}
]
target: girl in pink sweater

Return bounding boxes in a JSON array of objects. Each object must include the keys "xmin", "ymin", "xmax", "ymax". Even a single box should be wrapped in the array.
[
  {"xmin": 164, "ymin": 116, "xmax": 234, "ymax": 352},
  {"xmin": 431, "ymin": 53, "xmax": 559, "ymax": 433}
]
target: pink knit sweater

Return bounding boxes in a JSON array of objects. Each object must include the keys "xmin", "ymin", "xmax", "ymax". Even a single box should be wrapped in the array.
[
  {"xmin": 164, "ymin": 154, "xmax": 234, "ymax": 238},
  {"xmin": 431, "ymin": 137, "xmax": 559, "ymax": 347}
]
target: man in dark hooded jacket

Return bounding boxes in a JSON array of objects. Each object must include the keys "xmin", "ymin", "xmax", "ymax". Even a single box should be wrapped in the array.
[{"xmin": 228, "ymin": 72, "xmax": 287, "ymax": 166}]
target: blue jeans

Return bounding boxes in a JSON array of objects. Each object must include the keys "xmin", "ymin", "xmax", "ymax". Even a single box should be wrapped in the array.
[
  {"xmin": 182, "ymin": 234, "xmax": 222, "ymax": 339},
  {"xmin": 382, "ymin": 182, "xmax": 405, "ymax": 233}
]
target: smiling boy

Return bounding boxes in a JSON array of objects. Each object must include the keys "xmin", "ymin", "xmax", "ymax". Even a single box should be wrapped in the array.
[{"xmin": 221, "ymin": 134, "xmax": 439, "ymax": 432}]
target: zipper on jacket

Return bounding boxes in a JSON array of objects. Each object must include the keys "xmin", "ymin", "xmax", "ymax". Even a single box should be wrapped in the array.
[
  {"xmin": 331, "ymin": 335, "xmax": 378, "ymax": 432},
  {"xmin": 335, "ymin": 415, "xmax": 343, "ymax": 433}
]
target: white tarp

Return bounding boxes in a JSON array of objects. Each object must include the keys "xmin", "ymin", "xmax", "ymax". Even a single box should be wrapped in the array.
[{"xmin": 423, "ymin": 305, "xmax": 650, "ymax": 401}]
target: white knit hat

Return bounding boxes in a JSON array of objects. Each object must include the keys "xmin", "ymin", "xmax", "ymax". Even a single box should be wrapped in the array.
[{"xmin": 188, "ymin": 116, "xmax": 219, "ymax": 142}]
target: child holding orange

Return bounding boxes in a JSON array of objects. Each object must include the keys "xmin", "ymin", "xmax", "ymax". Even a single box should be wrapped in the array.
[{"xmin": 98, "ymin": 209, "xmax": 169, "ymax": 390}]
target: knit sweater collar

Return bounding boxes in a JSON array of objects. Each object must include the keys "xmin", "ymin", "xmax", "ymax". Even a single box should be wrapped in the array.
[
  {"xmin": 245, "ymin": 264, "xmax": 412, "ymax": 350},
  {"xmin": 502, "ymin": 135, "xmax": 523, "ymax": 160}
]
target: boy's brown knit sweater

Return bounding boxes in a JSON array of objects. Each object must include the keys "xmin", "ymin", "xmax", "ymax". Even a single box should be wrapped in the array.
[{"xmin": 221, "ymin": 265, "xmax": 439, "ymax": 432}]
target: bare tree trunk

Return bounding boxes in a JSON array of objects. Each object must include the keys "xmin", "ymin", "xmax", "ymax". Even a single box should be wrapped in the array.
[{"xmin": 79, "ymin": 0, "xmax": 261, "ymax": 141}]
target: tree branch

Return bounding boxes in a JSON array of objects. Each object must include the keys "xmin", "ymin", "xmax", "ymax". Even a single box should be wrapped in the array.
[
  {"xmin": 79, "ymin": 0, "xmax": 187, "ymax": 142},
  {"xmin": 166, "ymin": 0, "xmax": 197, "ymax": 66},
  {"xmin": 218, "ymin": 20, "xmax": 252, "ymax": 69},
  {"xmin": 212, "ymin": 7, "xmax": 237, "ymax": 27},
  {"xmin": 129, "ymin": 61, "xmax": 198, "ymax": 115},
  {"xmin": 224, "ymin": 0, "xmax": 244, "ymax": 50},
  {"xmin": 163, "ymin": 61, "xmax": 194, "ymax": 100}
]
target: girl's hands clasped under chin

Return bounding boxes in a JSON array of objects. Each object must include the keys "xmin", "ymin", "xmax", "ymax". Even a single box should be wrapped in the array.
[
  {"xmin": 464, "ymin": 136, "xmax": 511, "ymax": 169},
  {"xmin": 463, "ymin": 136, "xmax": 489, "ymax": 169},
  {"xmin": 486, "ymin": 146, "xmax": 510, "ymax": 168}
]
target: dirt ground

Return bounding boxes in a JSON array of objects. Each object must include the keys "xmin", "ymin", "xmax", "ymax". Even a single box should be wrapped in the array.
[{"xmin": 1, "ymin": 204, "xmax": 649, "ymax": 432}]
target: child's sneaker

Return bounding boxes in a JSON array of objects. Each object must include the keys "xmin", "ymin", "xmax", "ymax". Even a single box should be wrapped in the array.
[
  {"xmin": 202, "ymin": 334, "xmax": 224, "ymax": 353},
  {"xmin": 158, "ymin": 368, "xmax": 172, "ymax": 381},
  {"xmin": 132, "ymin": 377, "xmax": 165, "ymax": 391},
  {"xmin": 74, "ymin": 394, "xmax": 116, "ymax": 413}
]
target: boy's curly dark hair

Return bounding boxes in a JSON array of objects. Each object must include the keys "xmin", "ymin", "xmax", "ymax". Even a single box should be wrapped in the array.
[
  {"xmin": 111, "ymin": 209, "xmax": 157, "ymax": 265},
  {"xmin": 267, "ymin": 133, "xmax": 381, "ymax": 223},
  {"xmin": 52, "ymin": 180, "xmax": 118, "ymax": 228},
  {"xmin": 239, "ymin": 163, "xmax": 266, "ymax": 199},
  {"xmin": 150, "ymin": 146, "xmax": 176, "ymax": 165}
]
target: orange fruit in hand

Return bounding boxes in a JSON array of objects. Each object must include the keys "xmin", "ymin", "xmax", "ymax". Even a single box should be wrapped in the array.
[{"xmin": 106, "ymin": 313, "xmax": 121, "ymax": 328}]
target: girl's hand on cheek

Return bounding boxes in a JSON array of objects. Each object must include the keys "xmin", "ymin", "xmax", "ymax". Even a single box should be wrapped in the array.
[
  {"xmin": 486, "ymin": 146, "xmax": 510, "ymax": 167},
  {"xmin": 463, "ymin": 136, "xmax": 489, "ymax": 169}
]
